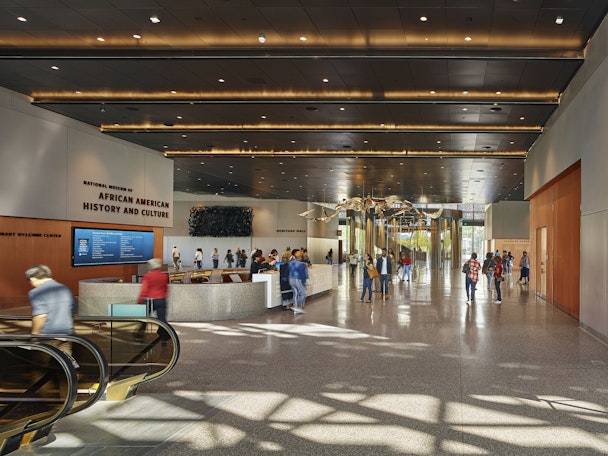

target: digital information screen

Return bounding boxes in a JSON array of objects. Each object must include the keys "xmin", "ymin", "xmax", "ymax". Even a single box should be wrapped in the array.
[{"xmin": 72, "ymin": 228, "xmax": 154, "ymax": 266}]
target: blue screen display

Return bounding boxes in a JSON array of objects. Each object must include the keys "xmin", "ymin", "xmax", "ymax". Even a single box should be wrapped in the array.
[{"xmin": 72, "ymin": 228, "xmax": 154, "ymax": 266}]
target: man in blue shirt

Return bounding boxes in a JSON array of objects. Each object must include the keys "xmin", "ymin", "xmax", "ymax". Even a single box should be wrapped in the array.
[{"xmin": 26, "ymin": 264, "xmax": 75, "ymax": 354}]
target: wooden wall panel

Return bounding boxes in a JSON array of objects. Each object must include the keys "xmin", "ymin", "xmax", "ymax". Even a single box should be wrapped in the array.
[
  {"xmin": 553, "ymin": 166, "xmax": 581, "ymax": 318},
  {"xmin": 529, "ymin": 162, "xmax": 580, "ymax": 319},
  {"xmin": 0, "ymin": 216, "xmax": 163, "ymax": 310},
  {"xmin": 530, "ymin": 184, "xmax": 554, "ymax": 303}
]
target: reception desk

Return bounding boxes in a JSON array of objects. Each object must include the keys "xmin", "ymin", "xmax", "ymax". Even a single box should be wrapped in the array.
[
  {"xmin": 251, "ymin": 264, "xmax": 332, "ymax": 308},
  {"xmin": 78, "ymin": 264, "xmax": 333, "ymax": 320},
  {"xmin": 79, "ymin": 278, "xmax": 265, "ymax": 322}
]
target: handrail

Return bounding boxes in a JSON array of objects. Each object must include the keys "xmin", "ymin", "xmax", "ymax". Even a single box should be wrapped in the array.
[
  {"xmin": 0, "ymin": 341, "xmax": 78, "ymax": 455},
  {"xmin": 0, "ymin": 334, "xmax": 108, "ymax": 415},
  {"xmin": 73, "ymin": 316, "xmax": 180, "ymax": 386},
  {"xmin": 0, "ymin": 315, "xmax": 180, "ymax": 397}
]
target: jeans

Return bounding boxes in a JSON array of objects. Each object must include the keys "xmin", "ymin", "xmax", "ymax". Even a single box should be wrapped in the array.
[
  {"xmin": 149, "ymin": 298, "xmax": 167, "ymax": 322},
  {"xmin": 361, "ymin": 278, "xmax": 372, "ymax": 300},
  {"xmin": 350, "ymin": 264, "xmax": 357, "ymax": 276},
  {"xmin": 289, "ymin": 278, "xmax": 307, "ymax": 307},
  {"xmin": 213, "ymin": 259, "xmax": 219, "ymax": 268},
  {"xmin": 494, "ymin": 278, "xmax": 502, "ymax": 301},
  {"xmin": 465, "ymin": 276, "xmax": 477, "ymax": 300},
  {"xmin": 401, "ymin": 265, "xmax": 411, "ymax": 281},
  {"xmin": 486, "ymin": 271, "xmax": 493, "ymax": 289},
  {"xmin": 379, "ymin": 274, "xmax": 389, "ymax": 294}
]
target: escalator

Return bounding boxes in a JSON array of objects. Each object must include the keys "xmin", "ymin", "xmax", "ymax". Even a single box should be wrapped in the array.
[
  {"xmin": 0, "ymin": 315, "xmax": 180, "ymax": 454},
  {"xmin": 0, "ymin": 316, "xmax": 180, "ymax": 401},
  {"xmin": 0, "ymin": 341, "xmax": 78, "ymax": 455}
]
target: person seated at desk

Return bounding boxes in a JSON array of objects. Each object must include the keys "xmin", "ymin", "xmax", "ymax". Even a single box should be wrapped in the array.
[{"xmin": 249, "ymin": 255, "xmax": 273, "ymax": 280}]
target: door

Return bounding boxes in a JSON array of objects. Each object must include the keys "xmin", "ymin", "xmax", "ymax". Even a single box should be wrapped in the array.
[{"xmin": 536, "ymin": 227, "xmax": 547, "ymax": 299}]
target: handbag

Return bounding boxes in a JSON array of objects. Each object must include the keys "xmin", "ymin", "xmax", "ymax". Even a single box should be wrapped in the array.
[{"xmin": 368, "ymin": 266, "xmax": 380, "ymax": 279}]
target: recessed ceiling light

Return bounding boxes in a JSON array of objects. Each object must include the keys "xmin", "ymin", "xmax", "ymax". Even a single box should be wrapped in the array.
[
  {"xmin": 555, "ymin": 16, "xmax": 564, "ymax": 25},
  {"xmin": 339, "ymin": 107, "xmax": 345, "ymax": 111},
  {"xmin": 322, "ymin": 78, "xmax": 329, "ymax": 83},
  {"xmin": 430, "ymin": 90, "xmax": 436, "ymax": 94},
  {"xmin": 261, "ymin": 115, "xmax": 267, "ymax": 119},
  {"xmin": 181, "ymin": 134, "xmax": 187, "ymax": 138},
  {"xmin": 51, "ymin": 65, "xmax": 59, "ymax": 70},
  {"xmin": 462, "ymin": 108, "xmax": 468, "ymax": 111},
  {"xmin": 363, "ymin": 140, "xmax": 368, "ymax": 144},
  {"xmin": 464, "ymin": 36, "xmax": 472, "ymax": 41},
  {"xmin": 133, "ymin": 34, "xmax": 142, "ymax": 39},
  {"xmin": 17, "ymin": 16, "xmax": 27, "ymax": 22},
  {"xmin": 97, "ymin": 37, "xmax": 105, "ymax": 42},
  {"xmin": 420, "ymin": 16, "xmax": 428, "ymax": 22},
  {"xmin": 258, "ymin": 33, "xmax": 266, "ymax": 43},
  {"xmin": 495, "ymin": 91, "xmax": 502, "ymax": 95},
  {"xmin": 75, "ymin": 90, "xmax": 81, "ymax": 94},
  {"xmin": 218, "ymin": 78, "xmax": 225, "ymax": 83},
  {"xmin": 520, "ymin": 116, "xmax": 525, "ymax": 120},
  {"xmin": 177, "ymin": 115, "xmax": 182, "ymax": 119},
  {"xmin": 150, "ymin": 16, "xmax": 160, "ymax": 24},
  {"xmin": 299, "ymin": 36, "xmax": 307, "ymax": 41},
  {"xmin": 170, "ymin": 90, "xmax": 176, "ymax": 94},
  {"xmin": 462, "ymin": 90, "xmax": 469, "ymax": 95}
]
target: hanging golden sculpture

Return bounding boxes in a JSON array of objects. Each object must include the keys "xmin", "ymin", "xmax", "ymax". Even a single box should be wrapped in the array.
[{"xmin": 299, "ymin": 195, "xmax": 443, "ymax": 223}]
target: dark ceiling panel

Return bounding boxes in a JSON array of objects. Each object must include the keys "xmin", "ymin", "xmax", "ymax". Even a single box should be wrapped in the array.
[{"xmin": 0, "ymin": 0, "xmax": 606, "ymax": 204}]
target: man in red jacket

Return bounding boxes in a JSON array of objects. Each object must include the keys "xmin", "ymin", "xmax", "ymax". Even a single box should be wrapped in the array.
[{"xmin": 138, "ymin": 258, "xmax": 169, "ymax": 322}]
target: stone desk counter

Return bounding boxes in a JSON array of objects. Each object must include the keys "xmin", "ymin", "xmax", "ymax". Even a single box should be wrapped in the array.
[{"xmin": 78, "ymin": 276, "xmax": 266, "ymax": 322}]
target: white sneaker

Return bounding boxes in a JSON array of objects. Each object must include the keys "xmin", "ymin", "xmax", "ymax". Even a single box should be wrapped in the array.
[{"xmin": 493, "ymin": 300, "xmax": 502, "ymax": 304}]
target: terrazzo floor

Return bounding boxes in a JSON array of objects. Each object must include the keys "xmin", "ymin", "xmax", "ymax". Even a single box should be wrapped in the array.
[{"xmin": 16, "ymin": 265, "xmax": 608, "ymax": 455}]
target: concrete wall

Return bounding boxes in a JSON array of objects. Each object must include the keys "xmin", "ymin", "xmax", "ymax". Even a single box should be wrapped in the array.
[
  {"xmin": 525, "ymin": 15, "xmax": 608, "ymax": 340},
  {"xmin": 0, "ymin": 87, "xmax": 173, "ymax": 227},
  {"xmin": 165, "ymin": 193, "xmax": 337, "ymax": 266},
  {"xmin": 485, "ymin": 201, "xmax": 530, "ymax": 240}
]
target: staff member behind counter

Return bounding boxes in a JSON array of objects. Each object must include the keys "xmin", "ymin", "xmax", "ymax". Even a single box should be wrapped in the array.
[{"xmin": 249, "ymin": 253, "xmax": 275, "ymax": 280}]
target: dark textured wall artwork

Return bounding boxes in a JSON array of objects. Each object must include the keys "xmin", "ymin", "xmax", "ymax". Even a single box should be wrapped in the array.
[{"xmin": 188, "ymin": 206, "xmax": 253, "ymax": 237}]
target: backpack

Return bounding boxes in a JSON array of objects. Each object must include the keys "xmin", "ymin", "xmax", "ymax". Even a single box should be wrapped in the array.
[{"xmin": 462, "ymin": 262, "xmax": 470, "ymax": 274}]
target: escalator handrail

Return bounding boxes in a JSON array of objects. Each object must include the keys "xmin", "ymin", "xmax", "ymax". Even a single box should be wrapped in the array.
[
  {"xmin": 0, "ymin": 334, "xmax": 108, "ymax": 415},
  {"xmin": 0, "ymin": 341, "xmax": 78, "ymax": 439},
  {"xmin": 0, "ymin": 315, "xmax": 180, "ymax": 387},
  {"xmin": 75, "ymin": 316, "xmax": 180, "ymax": 385}
]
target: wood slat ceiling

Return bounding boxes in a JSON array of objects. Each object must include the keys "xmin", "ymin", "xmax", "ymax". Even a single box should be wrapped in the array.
[{"xmin": 0, "ymin": 0, "xmax": 606, "ymax": 204}]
